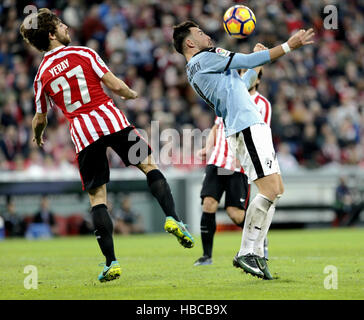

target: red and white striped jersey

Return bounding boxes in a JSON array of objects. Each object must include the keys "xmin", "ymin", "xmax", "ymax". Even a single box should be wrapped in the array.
[
  {"xmin": 33, "ymin": 45, "xmax": 130, "ymax": 153},
  {"xmin": 250, "ymin": 91, "xmax": 272, "ymax": 126},
  {"xmin": 207, "ymin": 91, "xmax": 272, "ymax": 172},
  {"xmin": 207, "ymin": 117, "xmax": 244, "ymax": 173}
]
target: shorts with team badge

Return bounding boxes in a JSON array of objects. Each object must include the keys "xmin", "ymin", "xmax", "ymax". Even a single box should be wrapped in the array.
[{"xmin": 227, "ymin": 123, "xmax": 281, "ymax": 184}]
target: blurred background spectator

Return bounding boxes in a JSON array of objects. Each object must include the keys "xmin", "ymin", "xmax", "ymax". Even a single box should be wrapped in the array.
[
  {"xmin": 2, "ymin": 196, "xmax": 26, "ymax": 237},
  {"xmin": 0, "ymin": 0, "xmax": 362, "ymax": 172},
  {"xmin": 111, "ymin": 195, "xmax": 145, "ymax": 235},
  {"xmin": 0, "ymin": 215, "xmax": 4, "ymax": 239},
  {"xmin": 333, "ymin": 175, "xmax": 364, "ymax": 227},
  {"xmin": 32, "ymin": 195, "xmax": 59, "ymax": 236}
]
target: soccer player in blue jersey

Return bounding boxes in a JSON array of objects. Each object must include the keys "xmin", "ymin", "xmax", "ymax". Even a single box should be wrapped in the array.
[{"xmin": 173, "ymin": 21, "xmax": 314, "ymax": 279}]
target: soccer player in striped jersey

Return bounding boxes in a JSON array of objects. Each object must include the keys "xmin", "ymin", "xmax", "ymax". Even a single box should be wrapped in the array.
[
  {"xmin": 20, "ymin": 8, "xmax": 194, "ymax": 283},
  {"xmin": 193, "ymin": 115, "xmax": 250, "ymax": 267},
  {"xmin": 248, "ymin": 69, "xmax": 272, "ymax": 127},
  {"xmin": 173, "ymin": 21, "xmax": 314, "ymax": 279}
]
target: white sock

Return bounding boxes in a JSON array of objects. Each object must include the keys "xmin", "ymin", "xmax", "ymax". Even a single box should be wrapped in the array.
[
  {"xmin": 238, "ymin": 193, "xmax": 273, "ymax": 256},
  {"xmin": 253, "ymin": 195, "xmax": 281, "ymax": 257}
]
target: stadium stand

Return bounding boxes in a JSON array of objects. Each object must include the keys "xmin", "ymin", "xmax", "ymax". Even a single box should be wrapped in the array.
[
  {"xmin": 0, "ymin": 1, "xmax": 363, "ymax": 235},
  {"xmin": 0, "ymin": 0, "xmax": 363, "ymax": 173}
]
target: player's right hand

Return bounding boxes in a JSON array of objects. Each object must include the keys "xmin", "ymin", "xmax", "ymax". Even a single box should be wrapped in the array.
[
  {"xmin": 287, "ymin": 28, "xmax": 315, "ymax": 50},
  {"xmin": 122, "ymin": 89, "xmax": 138, "ymax": 100},
  {"xmin": 196, "ymin": 148, "xmax": 207, "ymax": 161},
  {"xmin": 32, "ymin": 136, "xmax": 44, "ymax": 147}
]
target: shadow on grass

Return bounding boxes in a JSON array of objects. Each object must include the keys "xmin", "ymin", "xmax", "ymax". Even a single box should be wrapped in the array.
[{"xmin": 271, "ymin": 277, "xmax": 296, "ymax": 283}]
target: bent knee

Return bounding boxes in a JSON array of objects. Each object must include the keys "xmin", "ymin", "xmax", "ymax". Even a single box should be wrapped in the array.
[
  {"xmin": 203, "ymin": 197, "xmax": 219, "ymax": 213},
  {"xmin": 256, "ymin": 175, "xmax": 284, "ymax": 201},
  {"xmin": 88, "ymin": 184, "xmax": 107, "ymax": 207},
  {"xmin": 226, "ymin": 206, "xmax": 245, "ymax": 224},
  {"xmin": 278, "ymin": 185, "xmax": 284, "ymax": 197}
]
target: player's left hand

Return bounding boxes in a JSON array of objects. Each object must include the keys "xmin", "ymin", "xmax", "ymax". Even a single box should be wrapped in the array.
[
  {"xmin": 253, "ymin": 43, "xmax": 268, "ymax": 52},
  {"xmin": 287, "ymin": 28, "xmax": 315, "ymax": 49}
]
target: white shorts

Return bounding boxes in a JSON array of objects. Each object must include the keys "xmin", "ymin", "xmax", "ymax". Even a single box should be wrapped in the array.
[{"xmin": 227, "ymin": 123, "xmax": 281, "ymax": 183}]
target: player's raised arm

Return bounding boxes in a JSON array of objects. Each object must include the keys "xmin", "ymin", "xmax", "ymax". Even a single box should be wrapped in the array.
[
  {"xmin": 212, "ymin": 28, "xmax": 314, "ymax": 72},
  {"xmin": 101, "ymin": 71, "xmax": 138, "ymax": 100},
  {"xmin": 227, "ymin": 28, "xmax": 314, "ymax": 70},
  {"xmin": 268, "ymin": 28, "xmax": 315, "ymax": 61}
]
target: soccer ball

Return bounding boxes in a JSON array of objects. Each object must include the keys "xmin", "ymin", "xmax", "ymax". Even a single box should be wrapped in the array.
[{"xmin": 223, "ymin": 5, "xmax": 256, "ymax": 39}]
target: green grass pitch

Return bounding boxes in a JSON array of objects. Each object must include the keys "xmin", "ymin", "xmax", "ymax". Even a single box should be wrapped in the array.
[{"xmin": 0, "ymin": 228, "xmax": 363, "ymax": 300}]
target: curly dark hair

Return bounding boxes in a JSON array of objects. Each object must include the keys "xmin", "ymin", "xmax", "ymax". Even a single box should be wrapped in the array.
[
  {"xmin": 20, "ymin": 8, "xmax": 60, "ymax": 52},
  {"xmin": 173, "ymin": 20, "xmax": 199, "ymax": 54}
]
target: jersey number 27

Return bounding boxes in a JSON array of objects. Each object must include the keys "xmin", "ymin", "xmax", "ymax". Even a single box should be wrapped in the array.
[{"xmin": 50, "ymin": 65, "xmax": 91, "ymax": 112}]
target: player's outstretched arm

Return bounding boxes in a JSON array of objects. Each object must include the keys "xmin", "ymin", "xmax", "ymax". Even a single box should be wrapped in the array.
[
  {"xmin": 268, "ymin": 28, "xmax": 315, "ymax": 61},
  {"xmin": 32, "ymin": 112, "xmax": 47, "ymax": 147},
  {"xmin": 102, "ymin": 71, "xmax": 138, "ymax": 100},
  {"xmin": 224, "ymin": 29, "xmax": 314, "ymax": 71}
]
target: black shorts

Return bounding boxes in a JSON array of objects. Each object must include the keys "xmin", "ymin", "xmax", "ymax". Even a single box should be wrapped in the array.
[
  {"xmin": 77, "ymin": 126, "xmax": 152, "ymax": 191},
  {"xmin": 200, "ymin": 165, "xmax": 250, "ymax": 210}
]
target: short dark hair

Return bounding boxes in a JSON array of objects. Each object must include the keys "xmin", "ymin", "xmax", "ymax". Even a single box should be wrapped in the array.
[
  {"xmin": 20, "ymin": 8, "xmax": 60, "ymax": 52},
  {"xmin": 173, "ymin": 20, "xmax": 199, "ymax": 54},
  {"xmin": 257, "ymin": 69, "xmax": 263, "ymax": 79},
  {"xmin": 256, "ymin": 69, "xmax": 263, "ymax": 90}
]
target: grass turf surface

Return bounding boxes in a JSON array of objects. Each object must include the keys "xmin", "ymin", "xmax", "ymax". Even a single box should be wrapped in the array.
[{"xmin": 0, "ymin": 228, "xmax": 363, "ymax": 300}]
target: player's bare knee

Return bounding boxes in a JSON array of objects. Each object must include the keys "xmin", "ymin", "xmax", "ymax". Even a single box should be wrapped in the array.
[
  {"xmin": 272, "ymin": 186, "xmax": 282, "ymax": 199},
  {"xmin": 277, "ymin": 174, "xmax": 285, "ymax": 196},
  {"xmin": 278, "ymin": 184, "xmax": 285, "ymax": 196},
  {"xmin": 270, "ymin": 181, "xmax": 284, "ymax": 200},
  {"xmin": 203, "ymin": 197, "xmax": 219, "ymax": 213},
  {"xmin": 226, "ymin": 207, "xmax": 245, "ymax": 224},
  {"xmin": 257, "ymin": 187, "xmax": 279, "ymax": 202},
  {"xmin": 137, "ymin": 155, "xmax": 159, "ymax": 175},
  {"xmin": 138, "ymin": 163, "xmax": 158, "ymax": 175},
  {"xmin": 256, "ymin": 174, "xmax": 282, "ymax": 201},
  {"xmin": 88, "ymin": 185, "xmax": 107, "ymax": 207}
]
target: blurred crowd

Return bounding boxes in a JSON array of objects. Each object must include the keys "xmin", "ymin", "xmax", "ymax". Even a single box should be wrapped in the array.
[
  {"xmin": 0, "ymin": 193, "xmax": 144, "ymax": 238},
  {"xmin": 0, "ymin": 0, "xmax": 363, "ymax": 175},
  {"xmin": 333, "ymin": 175, "xmax": 363, "ymax": 227}
]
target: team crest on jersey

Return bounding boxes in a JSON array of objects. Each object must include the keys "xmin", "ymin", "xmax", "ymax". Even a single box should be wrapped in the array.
[
  {"xmin": 215, "ymin": 47, "xmax": 231, "ymax": 58},
  {"xmin": 96, "ymin": 55, "xmax": 106, "ymax": 66}
]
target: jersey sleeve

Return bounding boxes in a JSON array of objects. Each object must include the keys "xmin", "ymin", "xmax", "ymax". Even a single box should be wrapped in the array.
[
  {"xmin": 260, "ymin": 96, "xmax": 272, "ymax": 126},
  {"xmin": 240, "ymin": 69, "xmax": 258, "ymax": 90},
  {"xmin": 201, "ymin": 47, "xmax": 270, "ymax": 73},
  {"xmin": 228, "ymin": 50, "xmax": 271, "ymax": 70},
  {"xmin": 33, "ymin": 79, "xmax": 51, "ymax": 114}
]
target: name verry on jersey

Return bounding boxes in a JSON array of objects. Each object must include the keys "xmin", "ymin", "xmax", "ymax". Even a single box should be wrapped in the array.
[
  {"xmin": 186, "ymin": 61, "xmax": 201, "ymax": 82},
  {"xmin": 48, "ymin": 58, "xmax": 70, "ymax": 77}
]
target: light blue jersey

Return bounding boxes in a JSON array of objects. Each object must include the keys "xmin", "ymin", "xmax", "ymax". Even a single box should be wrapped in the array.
[{"xmin": 186, "ymin": 47, "xmax": 271, "ymax": 137}]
